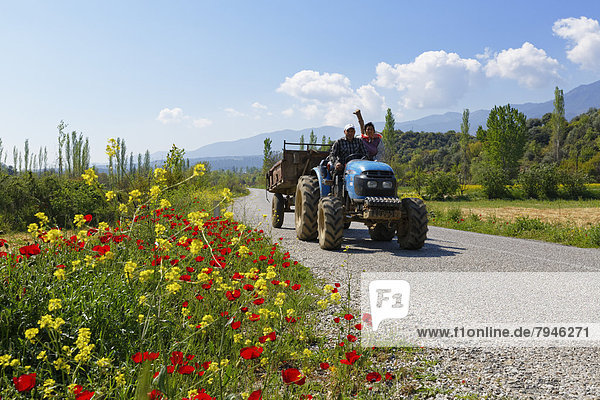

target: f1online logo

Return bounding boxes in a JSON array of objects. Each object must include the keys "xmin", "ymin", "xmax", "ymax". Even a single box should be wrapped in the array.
[{"xmin": 369, "ymin": 280, "xmax": 410, "ymax": 331}]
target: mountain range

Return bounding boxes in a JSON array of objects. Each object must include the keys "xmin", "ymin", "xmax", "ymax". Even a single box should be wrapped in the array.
[{"xmin": 151, "ymin": 79, "xmax": 600, "ymax": 168}]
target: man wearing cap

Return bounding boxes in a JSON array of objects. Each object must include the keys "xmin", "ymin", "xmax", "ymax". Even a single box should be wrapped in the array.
[{"xmin": 328, "ymin": 123, "xmax": 368, "ymax": 172}]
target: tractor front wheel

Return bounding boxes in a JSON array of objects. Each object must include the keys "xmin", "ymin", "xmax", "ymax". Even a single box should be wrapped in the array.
[
  {"xmin": 318, "ymin": 196, "xmax": 344, "ymax": 250},
  {"xmin": 272, "ymin": 193, "xmax": 285, "ymax": 228},
  {"xmin": 397, "ymin": 198, "xmax": 428, "ymax": 250}
]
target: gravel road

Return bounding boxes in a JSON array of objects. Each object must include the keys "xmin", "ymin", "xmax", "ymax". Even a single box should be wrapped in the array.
[{"xmin": 234, "ymin": 189, "xmax": 600, "ymax": 399}]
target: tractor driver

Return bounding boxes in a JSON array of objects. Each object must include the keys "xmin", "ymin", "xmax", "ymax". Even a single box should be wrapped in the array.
[{"xmin": 328, "ymin": 123, "xmax": 368, "ymax": 172}]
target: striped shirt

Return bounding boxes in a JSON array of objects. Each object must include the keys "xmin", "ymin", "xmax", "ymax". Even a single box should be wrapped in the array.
[{"xmin": 328, "ymin": 136, "xmax": 368, "ymax": 166}]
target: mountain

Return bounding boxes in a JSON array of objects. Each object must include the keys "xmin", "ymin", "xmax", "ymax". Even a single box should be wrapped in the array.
[{"xmin": 149, "ymin": 80, "xmax": 600, "ymax": 168}]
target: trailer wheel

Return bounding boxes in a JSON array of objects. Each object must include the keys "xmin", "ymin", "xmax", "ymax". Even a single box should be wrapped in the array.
[
  {"xmin": 397, "ymin": 198, "xmax": 428, "ymax": 250},
  {"xmin": 318, "ymin": 196, "xmax": 344, "ymax": 250},
  {"xmin": 272, "ymin": 193, "xmax": 285, "ymax": 228},
  {"xmin": 368, "ymin": 223, "xmax": 395, "ymax": 241},
  {"xmin": 295, "ymin": 176, "xmax": 320, "ymax": 240}
]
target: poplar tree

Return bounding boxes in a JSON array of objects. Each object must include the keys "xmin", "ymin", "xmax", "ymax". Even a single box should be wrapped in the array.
[
  {"xmin": 382, "ymin": 108, "xmax": 396, "ymax": 162},
  {"xmin": 309, "ymin": 130, "xmax": 317, "ymax": 150},
  {"xmin": 550, "ymin": 86, "xmax": 566, "ymax": 163}
]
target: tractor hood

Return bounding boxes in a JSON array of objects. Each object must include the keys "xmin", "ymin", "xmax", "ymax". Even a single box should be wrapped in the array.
[{"xmin": 345, "ymin": 160, "xmax": 394, "ymax": 175}]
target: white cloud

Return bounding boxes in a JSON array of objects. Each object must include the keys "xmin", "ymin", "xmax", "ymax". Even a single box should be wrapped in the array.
[
  {"xmin": 192, "ymin": 118, "xmax": 212, "ymax": 128},
  {"xmin": 251, "ymin": 102, "xmax": 268, "ymax": 110},
  {"xmin": 156, "ymin": 107, "xmax": 211, "ymax": 129},
  {"xmin": 484, "ymin": 42, "xmax": 561, "ymax": 88},
  {"xmin": 373, "ymin": 50, "xmax": 481, "ymax": 109},
  {"xmin": 282, "ymin": 108, "xmax": 294, "ymax": 117},
  {"xmin": 156, "ymin": 107, "xmax": 184, "ymax": 124},
  {"xmin": 553, "ymin": 16, "xmax": 600, "ymax": 70},
  {"xmin": 476, "ymin": 47, "xmax": 493, "ymax": 61},
  {"xmin": 277, "ymin": 70, "xmax": 386, "ymax": 125},
  {"xmin": 224, "ymin": 108, "xmax": 246, "ymax": 117}
]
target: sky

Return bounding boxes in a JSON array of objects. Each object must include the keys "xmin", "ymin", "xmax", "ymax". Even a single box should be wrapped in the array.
[{"xmin": 1, "ymin": 0, "xmax": 600, "ymax": 164}]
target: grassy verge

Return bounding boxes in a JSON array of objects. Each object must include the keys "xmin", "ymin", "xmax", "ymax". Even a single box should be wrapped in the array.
[{"xmin": 1, "ymin": 174, "xmax": 465, "ymax": 399}]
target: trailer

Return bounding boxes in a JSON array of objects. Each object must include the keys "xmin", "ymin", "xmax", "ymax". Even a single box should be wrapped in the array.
[{"xmin": 266, "ymin": 141, "xmax": 331, "ymax": 228}]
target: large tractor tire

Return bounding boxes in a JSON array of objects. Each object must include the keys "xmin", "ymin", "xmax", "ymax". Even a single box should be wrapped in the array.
[
  {"xmin": 344, "ymin": 220, "xmax": 351, "ymax": 229},
  {"xmin": 318, "ymin": 196, "xmax": 344, "ymax": 250},
  {"xmin": 271, "ymin": 193, "xmax": 285, "ymax": 228},
  {"xmin": 295, "ymin": 176, "xmax": 320, "ymax": 240},
  {"xmin": 368, "ymin": 223, "xmax": 396, "ymax": 241},
  {"xmin": 397, "ymin": 198, "xmax": 428, "ymax": 250}
]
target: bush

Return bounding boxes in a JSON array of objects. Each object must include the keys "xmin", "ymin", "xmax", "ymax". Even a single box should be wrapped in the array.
[
  {"xmin": 518, "ymin": 164, "xmax": 559, "ymax": 199},
  {"xmin": 479, "ymin": 165, "xmax": 509, "ymax": 199},
  {"xmin": 425, "ymin": 171, "xmax": 459, "ymax": 199},
  {"xmin": 559, "ymin": 170, "xmax": 589, "ymax": 199},
  {"xmin": 589, "ymin": 225, "xmax": 600, "ymax": 246}
]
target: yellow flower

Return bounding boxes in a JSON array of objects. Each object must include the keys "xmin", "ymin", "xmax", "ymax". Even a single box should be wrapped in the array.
[
  {"xmin": 149, "ymin": 185, "xmax": 161, "ymax": 199},
  {"xmin": 98, "ymin": 222, "xmax": 109, "ymax": 231},
  {"xmin": 128, "ymin": 189, "xmax": 142, "ymax": 203},
  {"xmin": 159, "ymin": 199, "xmax": 171, "ymax": 209},
  {"xmin": 260, "ymin": 357, "xmax": 268, "ymax": 366},
  {"xmin": 207, "ymin": 362, "xmax": 219, "ymax": 372},
  {"xmin": 286, "ymin": 308, "xmax": 295, "ymax": 317},
  {"xmin": 37, "ymin": 351, "xmax": 48, "ymax": 361},
  {"xmin": 81, "ymin": 168, "xmax": 98, "ymax": 186},
  {"xmin": 45, "ymin": 228, "xmax": 63, "ymax": 243},
  {"xmin": 303, "ymin": 348, "xmax": 312, "ymax": 357},
  {"xmin": 202, "ymin": 314, "xmax": 214, "ymax": 325},
  {"xmin": 188, "ymin": 390, "xmax": 199, "ymax": 399},
  {"xmin": 25, "ymin": 328, "xmax": 39, "ymax": 341},
  {"xmin": 0, "ymin": 354, "xmax": 11, "ymax": 367},
  {"xmin": 75, "ymin": 328, "xmax": 92, "ymax": 349},
  {"xmin": 223, "ymin": 211, "xmax": 234, "ymax": 220},
  {"xmin": 221, "ymin": 187, "xmax": 232, "ymax": 201},
  {"xmin": 106, "ymin": 138, "xmax": 120, "ymax": 157},
  {"xmin": 137, "ymin": 314, "xmax": 145, "ymax": 323},
  {"xmin": 38, "ymin": 314, "xmax": 54, "ymax": 329},
  {"xmin": 53, "ymin": 317, "xmax": 65, "ymax": 331},
  {"xmin": 73, "ymin": 214, "xmax": 86, "ymax": 228},
  {"xmin": 27, "ymin": 222, "xmax": 39, "ymax": 234},
  {"xmin": 35, "ymin": 212, "xmax": 49, "ymax": 225},
  {"xmin": 233, "ymin": 333, "xmax": 243, "ymax": 343},
  {"xmin": 97, "ymin": 357, "xmax": 111, "ymax": 369},
  {"xmin": 105, "ymin": 191, "xmax": 116, "ymax": 201},
  {"xmin": 193, "ymin": 163, "xmax": 206, "ymax": 177},
  {"xmin": 124, "ymin": 261, "xmax": 137, "ymax": 281},
  {"xmin": 154, "ymin": 167, "xmax": 167, "ymax": 184},
  {"xmin": 115, "ymin": 371, "xmax": 126, "ymax": 385},
  {"xmin": 330, "ymin": 292, "xmax": 341, "ymax": 303},
  {"xmin": 118, "ymin": 203, "xmax": 128, "ymax": 213},
  {"xmin": 139, "ymin": 270, "xmax": 154, "ymax": 282},
  {"xmin": 53, "ymin": 358, "xmax": 70, "ymax": 372},
  {"xmin": 155, "ymin": 224, "xmax": 166, "ymax": 236},
  {"xmin": 220, "ymin": 358, "xmax": 230, "ymax": 367},
  {"xmin": 238, "ymin": 245, "xmax": 250, "ymax": 256},
  {"xmin": 166, "ymin": 282, "xmax": 181, "ymax": 294},
  {"xmin": 54, "ymin": 269, "xmax": 66, "ymax": 280},
  {"xmin": 48, "ymin": 298, "xmax": 62, "ymax": 312}
]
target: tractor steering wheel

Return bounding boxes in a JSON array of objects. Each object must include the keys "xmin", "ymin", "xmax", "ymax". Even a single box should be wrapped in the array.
[{"xmin": 345, "ymin": 153, "xmax": 369, "ymax": 163}]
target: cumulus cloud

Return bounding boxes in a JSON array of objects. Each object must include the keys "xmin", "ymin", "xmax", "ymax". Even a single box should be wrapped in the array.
[
  {"xmin": 224, "ymin": 108, "xmax": 246, "ymax": 117},
  {"xmin": 553, "ymin": 16, "xmax": 600, "ymax": 70},
  {"xmin": 277, "ymin": 70, "xmax": 386, "ymax": 125},
  {"xmin": 484, "ymin": 42, "xmax": 561, "ymax": 88},
  {"xmin": 282, "ymin": 108, "xmax": 294, "ymax": 117},
  {"xmin": 373, "ymin": 50, "xmax": 481, "ymax": 109},
  {"xmin": 251, "ymin": 102, "xmax": 268, "ymax": 110},
  {"xmin": 156, "ymin": 107, "xmax": 184, "ymax": 124},
  {"xmin": 156, "ymin": 107, "xmax": 211, "ymax": 129}
]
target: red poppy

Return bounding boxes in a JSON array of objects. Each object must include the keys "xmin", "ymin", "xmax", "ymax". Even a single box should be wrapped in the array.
[
  {"xmin": 84, "ymin": 214, "xmax": 92, "ymax": 222},
  {"xmin": 291, "ymin": 284, "xmax": 301, "ymax": 291},
  {"xmin": 248, "ymin": 313, "xmax": 260, "ymax": 322},
  {"xmin": 333, "ymin": 317, "xmax": 340, "ymax": 323},
  {"xmin": 248, "ymin": 389, "xmax": 262, "ymax": 400},
  {"xmin": 259, "ymin": 331, "xmax": 276, "ymax": 343},
  {"xmin": 19, "ymin": 244, "xmax": 40, "ymax": 258},
  {"xmin": 354, "ymin": 323, "xmax": 362, "ymax": 330},
  {"xmin": 340, "ymin": 350, "xmax": 361, "ymax": 365},
  {"xmin": 285, "ymin": 316, "xmax": 298, "ymax": 323},
  {"xmin": 178, "ymin": 365, "xmax": 195, "ymax": 374},
  {"xmin": 366, "ymin": 372, "xmax": 382, "ymax": 382},
  {"xmin": 347, "ymin": 334, "xmax": 357, "ymax": 342},
  {"xmin": 180, "ymin": 274, "xmax": 191, "ymax": 281},
  {"xmin": 144, "ymin": 351, "xmax": 160, "ymax": 361},
  {"xmin": 231, "ymin": 321, "xmax": 241, "ymax": 330},
  {"xmin": 13, "ymin": 373, "xmax": 36, "ymax": 392},
  {"xmin": 75, "ymin": 390, "xmax": 95, "ymax": 400},
  {"xmin": 201, "ymin": 361, "xmax": 211, "ymax": 370},
  {"xmin": 252, "ymin": 298, "xmax": 264, "ymax": 305},
  {"xmin": 344, "ymin": 313, "xmax": 354, "ymax": 321},
  {"xmin": 170, "ymin": 351, "xmax": 184, "ymax": 365},
  {"xmin": 320, "ymin": 362, "xmax": 330, "ymax": 370},
  {"xmin": 385, "ymin": 372, "xmax": 394, "ymax": 380},
  {"xmin": 240, "ymin": 346, "xmax": 263, "ymax": 360},
  {"xmin": 131, "ymin": 352, "xmax": 143, "ymax": 363},
  {"xmin": 334, "ymin": 283, "xmax": 341, "ymax": 287},
  {"xmin": 281, "ymin": 368, "xmax": 306, "ymax": 385},
  {"xmin": 148, "ymin": 389, "xmax": 164, "ymax": 400}
]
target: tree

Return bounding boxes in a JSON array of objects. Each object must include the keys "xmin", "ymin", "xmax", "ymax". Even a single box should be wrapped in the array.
[
  {"xmin": 320, "ymin": 135, "xmax": 327, "ymax": 151},
  {"xmin": 309, "ymin": 130, "xmax": 317, "ymax": 150},
  {"xmin": 459, "ymin": 109, "xmax": 471, "ymax": 185},
  {"xmin": 483, "ymin": 104, "xmax": 527, "ymax": 179},
  {"xmin": 57, "ymin": 121, "xmax": 67, "ymax": 176},
  {"xmin": 144, "ymin": 150, "xmax": 151, "ymax": 175},
  {"xmin": 382, "ymin": 108, "xmax": 396, "ymax": 162},
  {"xmin": 299, "ymin": 134, "xmax": 305, "ymax": 150},
  {"xmin": 263, "ymin": 138, "xmax": 273, "ymax": 176},
  {"xmin": 0, "ymin": 138, "xmax": 3, "ymax": 171},
  {"xmin": 23, "ymin": 139, "xmax": 29, "ymax": 173},
  {"xmin": 550, "ymin": 86, "xmax": 566, "ymax": 163}
]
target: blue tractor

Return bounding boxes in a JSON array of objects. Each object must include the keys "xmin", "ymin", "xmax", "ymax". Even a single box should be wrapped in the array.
[
  {"xmin": 267, "ymin": 142, "xmax": 427, "ymax": 250},
  {"xmin": 294, "ymin": 152, "xmax": 428, "ymax": 250}
]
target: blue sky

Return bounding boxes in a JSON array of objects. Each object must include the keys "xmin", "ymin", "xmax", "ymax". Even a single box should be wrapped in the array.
[{"xmin": 1, "ymin": 1, "xmax": 600, "ymax": 163}]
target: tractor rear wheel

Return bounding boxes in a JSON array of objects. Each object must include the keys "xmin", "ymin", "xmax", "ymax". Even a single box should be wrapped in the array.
[
  {"xmin": 318, "ymin": 196, "xmax": 344, "ymax": 250},
  {"xmin": 368, "ymin": 223, "xmax": 395, "ymax": 241},
  {"xmin": 344, "ymin": 220, "xmax": 351, "ymax": 229},
  {"xmin": 295, "ymin": 176, "xmax": 320, "ymax": 240},
  {"xmin": 272, "ymin": 193, "xmax": 285, "ymax": 228},
  {"xmin": 397, "ymin": 198, "xmax": 428, "ymax": 250}
]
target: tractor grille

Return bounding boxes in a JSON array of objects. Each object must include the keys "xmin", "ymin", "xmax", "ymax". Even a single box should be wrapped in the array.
[
  {"xmin": 364, "ymin": 196, "xmax": 402, "ymax": 209},
  {"xmin": 364, "ymin": 170, "xmax": 394, "ymax": 178}
]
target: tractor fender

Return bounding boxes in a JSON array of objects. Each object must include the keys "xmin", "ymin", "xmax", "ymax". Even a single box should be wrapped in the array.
[{"xmin": 312, "ymin": 166, "xmax": 331, "ymax": 197}]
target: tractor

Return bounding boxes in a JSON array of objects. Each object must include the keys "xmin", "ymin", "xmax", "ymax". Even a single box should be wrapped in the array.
[{"xmin": 267, "ymin": 142, "xmax": 427, "ymax": 250}]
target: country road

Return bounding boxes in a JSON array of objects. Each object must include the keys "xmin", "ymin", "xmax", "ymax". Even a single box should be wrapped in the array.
[{"xmin": 234, "ymin": 189, "xmax": 600, "ymax": 399}]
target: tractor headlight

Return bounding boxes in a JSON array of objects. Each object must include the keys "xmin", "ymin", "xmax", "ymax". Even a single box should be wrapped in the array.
[
  {"xmin": 366, "ymin": 180, "xmax": 378, "ymax": 189},
  {"xmin": 382, "ymin": 181, "xmax": 393, "ymax": 189}
]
